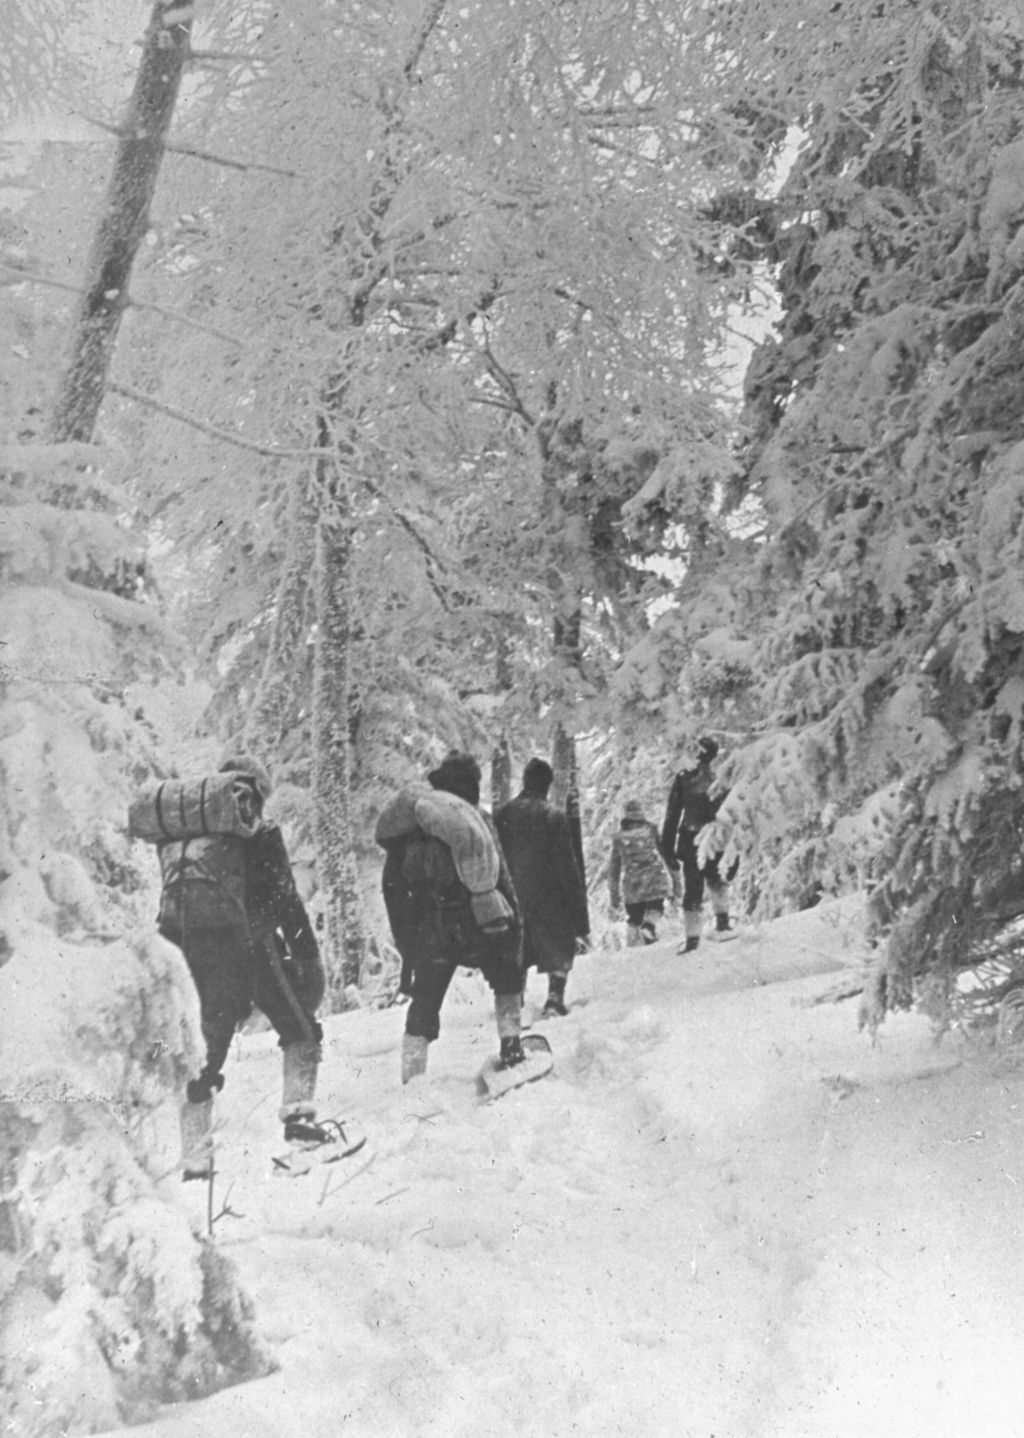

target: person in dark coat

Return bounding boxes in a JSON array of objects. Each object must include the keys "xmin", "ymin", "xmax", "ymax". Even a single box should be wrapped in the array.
[
  {"xmin": 660, "ymin": 736, "xmax": 736, "ymax": 952},
  {"xmin": 379, "ymin": 751, "xmax": 526, "ymax": 1082},
  {"xmin": 493, "ymin": 757, "xmax": 590, "ymax": 1017},
  {"xmin": 157, "ymin": 752, "xmax": 327, "ymax": 1178}
]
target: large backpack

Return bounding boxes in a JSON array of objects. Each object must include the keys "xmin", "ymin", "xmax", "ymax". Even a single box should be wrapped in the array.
[
  {"xmin": 155, "ymin": 834, "xmax": 248, "ymax": 932},
  {"xmin": 400, "ymin": 831, "xmax": 513, "ymax": 967},
  {"xmin": 129, "ymin": 773, "xmax": 262, "ymax": 934},
  {"xmin": 617, "ymin": 823, "xmax": 670, "ymax": 904}
]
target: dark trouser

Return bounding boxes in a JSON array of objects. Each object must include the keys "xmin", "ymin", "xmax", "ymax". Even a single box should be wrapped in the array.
[
  {"xmin": 522, "ymin": 921, "xmax": 576, "ymax": 977},
  {"xmin": 405, "ymin": 950, "xmax": 523, "ymax": 1042},
  {"xmin": 165, "ymin": 925, "xmax": 321, "ymax": 1101},
  {"xmin": 625, "ymin": 899, "xmax": 665, "ymax": 926}
]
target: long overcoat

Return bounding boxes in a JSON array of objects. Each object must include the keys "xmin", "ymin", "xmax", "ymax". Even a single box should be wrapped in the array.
[{"xmin": 493, "ymin": 791, "xmax": 589, "ymax": 973}]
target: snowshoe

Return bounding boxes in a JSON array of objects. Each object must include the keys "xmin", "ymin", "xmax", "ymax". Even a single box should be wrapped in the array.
[
  {"xmin": 478, "ymin": 1033, "xmax": 553, "ymax": 1101},
  {"xmin": 707, "ymin": 923, "xmax": 739, "ymax": 944},
  {"xmin": 272, "ymin": 1116, "xmax": 367, "ymax": 1177}
]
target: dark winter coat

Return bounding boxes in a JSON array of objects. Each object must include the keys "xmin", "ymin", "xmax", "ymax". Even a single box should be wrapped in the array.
[
  {"xmin": 493, "ymin": 791, "xmax": 589, "ymax": 973},
  {"xmin": 160, "ymin": 823, "xmax": 324, "ymax": 1013},
  {"xmin": 381, "ymin": 809, "xmax": 521, "ymax": 992},
  {"xmin": 660, "ymin": 762, "xmax": 725, "ymax": 870},
  {"xmin": 609, "ymin": 818, "xmax": 671, "ymax": 909}
]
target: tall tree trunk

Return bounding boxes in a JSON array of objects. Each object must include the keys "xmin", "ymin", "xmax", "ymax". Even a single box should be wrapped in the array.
[
  {"xmin": 310, "ymin": 451, "xmax": 367, "ymax": 1004},
  {"xmin": 491, "ymin": 734, "xmax": 512, "ymax": 808},
  {"xmin": 552, "ymin": 722, "xmax": 588, "ymax": 931},
  {"xmin": 244, "ymin": 464, "xmax": 318, "ymax": 758},
  {"xmin": 251, "ymin": 5, "xmax": 450, "ymax": 988},
  {"xmin": 49, "ymin": 0, "xmax": 192, "ymax": 444},
  {"xmin": 490, "ymin": 627, "xmax": 514, "ymax": 806}
]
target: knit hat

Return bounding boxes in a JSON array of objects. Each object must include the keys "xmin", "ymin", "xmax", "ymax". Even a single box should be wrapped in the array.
[
  {"xmin": 522, "ymin": 757, "xmax": 554, "ymax": 795},
  {"xmin": 219, "ymin": 751, "xmax": 273, "ymax": 798},
  {"xmin": 696, "ymin": 736, "xmax": 719, "ymax": 764},
  {"xmin": 427, "ymin": 750, "xmax": 481, "ymax": 807},
  {"xmin": 623, "ymin": 799, "xmax": 644, "ymax": 819}
]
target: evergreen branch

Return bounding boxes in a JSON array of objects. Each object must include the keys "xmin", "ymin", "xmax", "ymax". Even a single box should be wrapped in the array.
[
  {"xmin": 0, "ymin": 262, "xmax": 245, "ymax": 347},
  {"xmin": 108, "ymin": 381, "xmax": 321, "ymax": 458},
  {"xmin": 75, "ymin": 112, "xmax": 299, "ymax": 177}
]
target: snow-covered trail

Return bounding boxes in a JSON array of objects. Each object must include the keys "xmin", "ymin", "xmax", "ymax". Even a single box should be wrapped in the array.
[{"xmin": 104, "ymin": 901, "xmax": 1024, "ymax": 1438}]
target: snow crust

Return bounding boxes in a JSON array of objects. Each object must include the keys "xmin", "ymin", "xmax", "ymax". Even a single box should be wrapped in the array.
[{"xmin": 94, "ymin": 898, "xmax": 1024, "ymax": 1438}]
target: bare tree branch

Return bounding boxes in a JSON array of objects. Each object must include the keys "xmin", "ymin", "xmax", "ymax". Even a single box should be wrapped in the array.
[
  {"xmin": 1, "ymin": 262, "xmax": 245, "ymax": 347},
  {"xmin": 76, "ymin": 112, "xmax": 299, "ymax": 177},
  {"xmin": 186, "ymin": 47, "xmax": 259, "ymax": 63},
  {"xmin": 360, "ymin": 472, "xmax": 453, "ymax": 612},
  {"xmin": 108, "ymin": 380, "xmax": 322, "ymax": 457}
]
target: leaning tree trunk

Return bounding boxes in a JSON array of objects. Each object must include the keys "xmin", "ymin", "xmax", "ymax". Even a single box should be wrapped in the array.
[
  {"xmin": 310, "ymin": 450, "xmax": 368, "ymax": 1005},
  {"xmin": 0, "ymin": 6, "xmax": 271, "ymax": 1432},
  {"xmin": 49, "ymin": 0, "xmax": 192, "ymax": 444}
]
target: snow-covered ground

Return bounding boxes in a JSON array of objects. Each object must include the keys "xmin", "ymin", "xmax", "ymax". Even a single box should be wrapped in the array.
[{"xmin": 100, "ymin": 899, "xmax": 1024, "ymax": 1438}]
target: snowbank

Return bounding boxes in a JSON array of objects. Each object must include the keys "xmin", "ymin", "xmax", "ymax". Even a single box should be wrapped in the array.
[{"xmin": 94, "ymin": 899, "xmax": 1024, "ymax": 1438}]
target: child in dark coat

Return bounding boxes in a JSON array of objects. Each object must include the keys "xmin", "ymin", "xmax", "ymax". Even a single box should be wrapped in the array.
[{"xmin": 609, "ymin": 799, "xmax": 671, "ymax": 945}]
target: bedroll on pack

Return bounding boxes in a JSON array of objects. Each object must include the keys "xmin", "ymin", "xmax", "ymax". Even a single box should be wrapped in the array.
[{"xmin": 128, "ymin": 773, "xmax": 263, "ymax": 844}]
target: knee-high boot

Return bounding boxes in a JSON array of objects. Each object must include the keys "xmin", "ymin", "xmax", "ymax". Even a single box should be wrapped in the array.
[
  {"xmin": 494, "ymin": 990, "xmax": 524, "ymax": 1067},
  {"xmin": 180, "ymin": 1097, "xmax": 214, "ymax": 1181},
  {"xmin": 679, "ymin": 908, "xmax": 703, "ymax": 953},
  {"xmin": 280, "ymin": 1039, "xmax": 320, "ymax": 1124},
  {"xmin": 401, "ymin": 1032, "xmax": 430, "ymax": 1084}
]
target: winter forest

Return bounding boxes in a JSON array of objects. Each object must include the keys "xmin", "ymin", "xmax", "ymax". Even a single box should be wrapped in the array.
[{"xmin": 5, "ymin": 0, "xmax": 1024, "ymax": 1433}]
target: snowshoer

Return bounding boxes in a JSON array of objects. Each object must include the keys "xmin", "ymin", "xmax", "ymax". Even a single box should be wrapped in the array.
[
  {"xmin": 376, "ymin": 751, "xmax": 526, "ymax": 1082},
  {"xmin": 609, "ymin": 798, "xmax": 672, "ymax": 945},
  {"xmin": 139, "ymin": 752, "xmax": 328, "ymax": 1178},
  {"xmin": 493, "ymin": 757, "xmax": 590, "ymax": 1017},
  {"xmin": 660, "ymin": 737, "xmax": 737, "ymax": 952}
]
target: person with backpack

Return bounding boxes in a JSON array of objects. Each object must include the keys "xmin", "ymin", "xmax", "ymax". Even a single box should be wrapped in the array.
[
  {"xmin": 376, "ymin": 751, "xmax": 525, "ymax": 1083},
  {"xmin": 660, "ymin": 736, "xmax": 737, "ymax": 953},
  {"xmin": 609, "ymin": 798, "xmax": 672, "ymax": 946},
  {"xmin": 130, "ymin": 752, "xmax": 329, "ymax": 1178},
  {"xmin": 493, "ymin": 757, "xmax": 590, "ymax": 1018}
]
